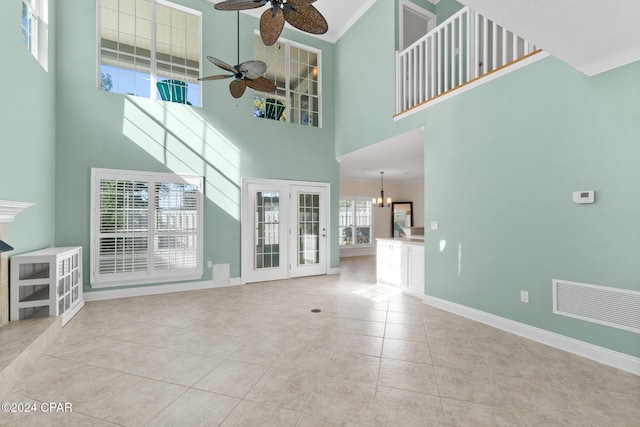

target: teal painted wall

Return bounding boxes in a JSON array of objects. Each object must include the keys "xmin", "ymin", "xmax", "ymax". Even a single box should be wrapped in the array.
[
  {"xmin": 335, "ymin": 1, "xmax": 403, "ymax": 156},
  {"xmin": 53, "ymin": 0, "xmax": 339, "ymax": 292},
  {"xmin": 0, "ymin": 0, "xmax": 56, "ymax": 253},
  {"xmin": 435, "ymin": 0, "xmax": 464, "ymax": 24},
  {"xmin": 336, "ymin": 4, "xmax": 640, "ymax": 357},
  {"xmin": 423, "ymin": 58, "xmax": 640, "ymax": 357}
]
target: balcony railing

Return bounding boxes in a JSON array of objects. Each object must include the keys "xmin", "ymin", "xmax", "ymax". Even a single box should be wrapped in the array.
[{"xmin": 396, "ymin": 7, "xmax": 542, "ymax": 115}]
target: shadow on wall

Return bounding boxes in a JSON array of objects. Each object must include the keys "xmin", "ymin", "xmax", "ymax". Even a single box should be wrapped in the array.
[{"xmin": 122, "ymin": 96, "xmax": 241, "ymax": 220}]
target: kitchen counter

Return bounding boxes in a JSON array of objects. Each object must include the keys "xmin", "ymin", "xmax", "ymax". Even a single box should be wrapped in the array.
[{"xmin": 376, "ymin": 237, "xmax": 424, "ymax": 245}]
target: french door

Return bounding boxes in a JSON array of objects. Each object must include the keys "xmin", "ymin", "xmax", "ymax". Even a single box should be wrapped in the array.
[{"xmin": 242, "ymin": 179, "xmax": 329, "ymax": 283}]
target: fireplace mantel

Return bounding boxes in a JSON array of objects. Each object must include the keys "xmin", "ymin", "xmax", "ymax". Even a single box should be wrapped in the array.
[{"xmin": 0, "ymin": 200, "xmax": 35, "ymax": 223}]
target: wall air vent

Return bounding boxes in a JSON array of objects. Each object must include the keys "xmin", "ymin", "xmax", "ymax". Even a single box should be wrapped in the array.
[{"xmin": 552, "ymin": 279, "xmax": 640, "ymax": 334}]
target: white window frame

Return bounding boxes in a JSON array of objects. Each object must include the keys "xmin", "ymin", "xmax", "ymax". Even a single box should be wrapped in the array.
[
  {"xmin": 339, "ymin": 197, "xmax": 374, "ymax": 248},
  {"xmin": 90, "ymin": 168, "xmax": 203, "ymax": 288},
  {"xmin": 253, "ymin": 31, "xmax": 322, "ymax": 128},
  {"xmin": 96, "ymin": 0, "xmax": 203, "ymax": 106},
  {"xmin": 22, "ymin": 0, "xmax": 48, "ymax": 70}
]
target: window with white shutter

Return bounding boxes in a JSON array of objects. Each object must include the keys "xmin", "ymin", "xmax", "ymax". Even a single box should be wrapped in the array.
[{"xmin": 91, "ymin": 168, "xmax": 203, "ymax": 288}]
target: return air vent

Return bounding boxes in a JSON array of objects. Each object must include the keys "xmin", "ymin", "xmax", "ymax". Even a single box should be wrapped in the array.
[{"xmin": 552, "ymin": 279, "xmax": 640, "ymax": 333}]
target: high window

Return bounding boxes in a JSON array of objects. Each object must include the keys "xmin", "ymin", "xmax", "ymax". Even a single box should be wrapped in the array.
[
  {"xmin": 90, "ymin": 168, "xmax": 203, "ymax": 288},
  {"xmin": 339, "ymin": 199, "xmax": 373, "ymax": 247},
  {"xmin": 21, "ymin": 0, "xmax": 48, "ymax": 70},
  {"xmin": 253, "ymin": 33, "xmax": 321, "ymax": 127},
  {"xmin": 98, "ymin": 0, "xmax": 202, "ymax": 106}
]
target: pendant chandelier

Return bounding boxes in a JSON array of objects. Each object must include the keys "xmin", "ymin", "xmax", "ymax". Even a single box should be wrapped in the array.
[{"xmin": 373, "ymin": 172, "xmax": 391, "ymax": 208}]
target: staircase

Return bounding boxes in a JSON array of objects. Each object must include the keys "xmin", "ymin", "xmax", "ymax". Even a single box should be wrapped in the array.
[{"xmin": 395, "ymin": 6, "xmax": 545, "ymax": 117}]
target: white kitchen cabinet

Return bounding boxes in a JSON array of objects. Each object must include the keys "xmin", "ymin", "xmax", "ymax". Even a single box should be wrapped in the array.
[
  {"xmin": 376, "ymin": 239, "xmax": 424, "ymax": 297},
  {"xmin": 402, "ymin": 243, "xmax": 425, "ymax": 297},
  {"xmin": 10, "ymin": 247, "xmax": 84, "ymax": 325},
  {"xmin": 376, "ymin": 239, "xmax": 402, "ymax": 287}
]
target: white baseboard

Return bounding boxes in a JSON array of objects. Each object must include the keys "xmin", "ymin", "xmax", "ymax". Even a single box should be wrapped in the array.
[
  {"xmin": 423, "ymin": 295, "xmax": 640, "ymax": 376},
  {"xmin": 84, "ymin": 279, "xmax": 242, "ymax": 301},
  {"xmin": 328, "ymin": 267, "xmax": 341, "ymax": 275},
  {"xmin": 61, "ymin": 301, "xmax": 85, "ymax": 326},
  {"xmin": 339, "ymin": 248, "xmax": 376, "ymax": 257},
  {"xmin": 223, "ymin": 278, "xmax": 243, "ymax": 287}
]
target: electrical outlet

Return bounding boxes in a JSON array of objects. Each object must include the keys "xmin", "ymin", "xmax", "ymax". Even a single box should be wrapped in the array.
[
  {"xmin": 207, "ymin": 260, "xmax": 212, "ymax": 268},
  {"xmin": 520, "ymin": 290, "xmax": 529, "ymax": 303}
]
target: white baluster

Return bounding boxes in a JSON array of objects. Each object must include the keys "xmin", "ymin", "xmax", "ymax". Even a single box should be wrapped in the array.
[
  {"xmin": 458, "ymin": 13, "xmax": 463, "ymax": 85},
  {"xmin": 430, "ymin": 33, "xmax": 435, "ymax": 99},
  {"xmin": 419, "ymin": 40, "xmax": 424, "ymax": 103},
  {"xmin": 492, "ymin": 21, "xmax": 498, "ymax": 71},
  {"xmin": 502, "ymin": 26, "xmax": 508, "ymax": 66},
  {"xmin": 444, "ymin": 24, "xmax": 449, "ymax": 91},
  {"xmin": 482, "ymin": 15, "xmax": 488, "ymax": 76}
]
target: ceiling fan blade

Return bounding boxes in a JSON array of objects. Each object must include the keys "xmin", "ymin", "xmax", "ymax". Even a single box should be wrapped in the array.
[
  {"xmin": 214, "ymin": 0, "xmax": 266, "ymax": 11},
  {"xmin": 198, "ymin": 74, "xmax": 234, "ymax": 81},
  {"xmin": 207, "ymin": 56, "xmax": 239, "ymax": 74},
  {"xmin": 284, "ymin": 4, "xmax": 328, "ymax": 35},
  {"xmin": 260, "ymin": 8, "xmax": 285, "ymax": 46},
  {"xmin": 245, "ymin": 76, "xmax": 276, "ymax": 93},
  {"xmin": 238, "ymin": 60, "xmax": 268, "ymax": 80},
  {"xmin": 229, "ymin": 79, "xmax": 247, "ymax": 98}
]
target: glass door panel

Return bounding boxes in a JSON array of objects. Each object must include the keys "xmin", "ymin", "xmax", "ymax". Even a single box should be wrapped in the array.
[
  {"xmin": 255, "ymin": 191, "xmax": 280, "ymax": 270},
  {"xmin": 298, "ymin": 193, "xmax": 320, "ymax": 266}
]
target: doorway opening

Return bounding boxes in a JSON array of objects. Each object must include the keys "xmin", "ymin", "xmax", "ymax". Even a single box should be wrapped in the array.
[{"xmin": 400, "ymin": 0, "xmax": 436, "ymax": 50}]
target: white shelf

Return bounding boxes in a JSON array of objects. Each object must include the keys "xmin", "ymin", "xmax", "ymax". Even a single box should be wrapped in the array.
[{"xmin": 10, "ymin": 247, "xmax": 84, "ymax": 325}]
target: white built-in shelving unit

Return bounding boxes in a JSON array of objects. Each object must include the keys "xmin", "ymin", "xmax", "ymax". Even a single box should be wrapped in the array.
[{"xmin": 10, "ymin": 247, "xmax": 84, "ymax": 325}]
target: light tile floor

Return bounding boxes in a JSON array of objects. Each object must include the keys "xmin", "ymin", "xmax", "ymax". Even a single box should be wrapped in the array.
[{"xmin": 1, "ymin": 256, "xmax": 639, "ymax": 426}]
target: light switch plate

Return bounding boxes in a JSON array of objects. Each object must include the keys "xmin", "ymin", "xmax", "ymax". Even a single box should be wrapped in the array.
[{"xmin": 430, "ymin": 221, "xmax": 439, "ymax": 230}]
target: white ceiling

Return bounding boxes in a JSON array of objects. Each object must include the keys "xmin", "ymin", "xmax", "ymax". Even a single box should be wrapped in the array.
[{"xmin": 337, "ymin": 128, "xmax": 425, "ymax": 184}]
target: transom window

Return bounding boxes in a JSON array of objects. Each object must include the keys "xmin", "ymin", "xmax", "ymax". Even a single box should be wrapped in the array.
[
  {"xmin": 90, "ymin": 168, "xmax": 203, "ymax": 288},
  {"xmin": 98, "ymin": 0, "xmax": 202, "ymax": 106},
  {"xmin": 21, "ymin": 0, "xmax": 48, "ymax": 70},
  {"xmin": 339, "ymin": 199, "xmax": 373, "ymax": 247},
  {"xmin": 253, "ymin": 32, "xmax": 321, "ymax": 127}
]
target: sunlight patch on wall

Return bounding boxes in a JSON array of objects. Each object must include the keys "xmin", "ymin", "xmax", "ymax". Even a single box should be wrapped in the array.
[{"xmin": 122, "ymin": 97, "xmax": 241, "ymax": 220}]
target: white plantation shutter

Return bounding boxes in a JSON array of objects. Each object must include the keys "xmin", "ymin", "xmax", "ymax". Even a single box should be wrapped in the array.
[
  {"xmin": 91, "ymin": 169, "xmax": 203, "ymax": 287},
  {"xmin": 153, "ymin": 182, "xmax": 199, "ymax": 272}
]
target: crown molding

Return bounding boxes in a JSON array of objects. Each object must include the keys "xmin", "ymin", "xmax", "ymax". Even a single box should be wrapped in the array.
[{"xmin": 0, "ymin": 200, "xmax": 35, "ymax": 223}]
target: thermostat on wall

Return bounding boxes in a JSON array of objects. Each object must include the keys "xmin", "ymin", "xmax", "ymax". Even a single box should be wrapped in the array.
[{"xmin": 573, "ymin": 190, "xmax": 595, "ymax": 204}]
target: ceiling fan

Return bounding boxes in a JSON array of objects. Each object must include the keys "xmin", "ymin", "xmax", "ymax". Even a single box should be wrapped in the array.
[
  {"xmin": 199, "ymin": 57, "xmax": 275, "ymax": 98},
  {"xmin": 214, "ymin": 0, "xmax": 328, "ymax": 46},
  {"xmin": 199, "ymin": 12, "xmax": 276, "ymax": 98}
]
